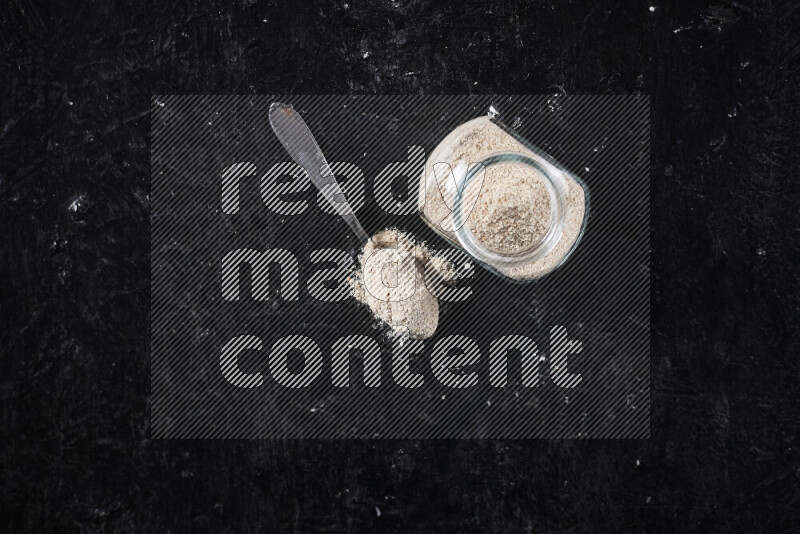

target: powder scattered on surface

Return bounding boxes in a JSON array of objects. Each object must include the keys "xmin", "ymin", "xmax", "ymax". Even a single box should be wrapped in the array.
[{"xmin": 351, "ymin": 229, "xmax": 454, "ymax": 340}]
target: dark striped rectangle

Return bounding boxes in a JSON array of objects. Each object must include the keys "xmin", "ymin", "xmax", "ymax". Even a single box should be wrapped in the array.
[{"xmin": 151, "ymin": 95, "xmax": 650, "ymax": 438}]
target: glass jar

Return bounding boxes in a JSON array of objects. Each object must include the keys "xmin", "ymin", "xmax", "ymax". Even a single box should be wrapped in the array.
[{"xmin": 417, "ymin": 109, "xmax": 590, "ymax": 282}]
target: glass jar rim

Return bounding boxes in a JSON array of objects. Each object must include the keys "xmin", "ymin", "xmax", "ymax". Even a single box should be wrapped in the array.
[{"xmin": 451, "ymin": 152, "xmax": 568, "ymax": 268}]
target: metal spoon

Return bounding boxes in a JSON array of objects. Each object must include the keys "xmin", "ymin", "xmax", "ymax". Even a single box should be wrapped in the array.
[{"xmin": 268, "ymin": 102, "xmax": 370, "ymax": 245}]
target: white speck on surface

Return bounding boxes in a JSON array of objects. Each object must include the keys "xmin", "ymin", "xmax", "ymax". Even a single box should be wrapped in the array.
[
  {"xmin": 362, "ymin": 51, "xmax": 370, "ymax": 59},
  {"xmin": 649, "ymin": 6, "xmax": 656, "ymax": 12},
  {"xmin": 375, "ymin": 506, "xmax": 381, "ymax": 517},
  {"xmin": 584, "ymin": 166, "xmax": 590, "ymax": 172},
  {"xmin": 636, "ymin": 458, "xmax": 641, "ymax": 466},
  {"xmin": 756, "ymin": 247, "xmax": 766, "ymax": 256},
  {"xmin": 68, "ymin": 195, "xmax": 86, "ymax": 213}
]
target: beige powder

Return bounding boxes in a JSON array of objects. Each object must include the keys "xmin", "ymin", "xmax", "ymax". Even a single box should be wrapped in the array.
[
  {"xmin": 351, "ymin": 229, "xmax": 454, "ymax": 340},
  {"xmin": 500, "ymin": 180, "xmax": 585, "ymax": 281},
  {"xmin": 466, "ymin": 162, "xmax": 552, "ymax": 254}
]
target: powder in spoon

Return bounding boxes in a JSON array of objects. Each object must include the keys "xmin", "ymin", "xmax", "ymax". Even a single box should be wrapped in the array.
[{"xmin": 351, "ymin": 229, "xmax": 454, "ymax": 340}]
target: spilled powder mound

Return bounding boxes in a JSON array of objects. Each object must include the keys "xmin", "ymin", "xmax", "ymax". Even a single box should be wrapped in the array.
[{"xmin": 351, "ymin": 229, "xmax": 455, "ymax": 340}]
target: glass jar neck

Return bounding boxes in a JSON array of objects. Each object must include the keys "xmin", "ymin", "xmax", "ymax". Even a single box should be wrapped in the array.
[{"xmin": 452, "ymin": 152, "xmax": 568, "ymax": 268}]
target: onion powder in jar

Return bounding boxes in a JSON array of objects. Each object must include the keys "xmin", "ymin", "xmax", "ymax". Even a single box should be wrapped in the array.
[{"xmin": 418, "ymin": 110, "xmax": 590, "ymax": 281}]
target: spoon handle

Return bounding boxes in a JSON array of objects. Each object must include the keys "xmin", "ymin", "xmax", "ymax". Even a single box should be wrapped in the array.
[{"xmin": 268, "ymin": 102, "xmax": 370, "ymax": 245}]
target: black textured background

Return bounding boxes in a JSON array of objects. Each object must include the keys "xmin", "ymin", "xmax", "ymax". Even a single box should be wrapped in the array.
[{"xmin": 1, "ymin": 0, "xmax": 798, "ymax": 532}]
